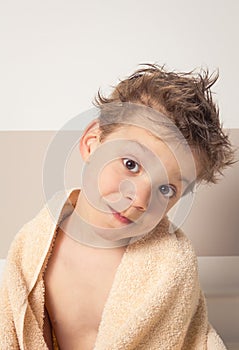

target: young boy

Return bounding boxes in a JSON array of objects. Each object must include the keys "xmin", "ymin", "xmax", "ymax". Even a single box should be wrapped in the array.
[{"xmin": 0, "ymin": 64, "xmax": 234, "ymax": 349}]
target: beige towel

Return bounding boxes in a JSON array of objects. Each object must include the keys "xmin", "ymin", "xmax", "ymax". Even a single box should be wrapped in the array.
[{"xmin": 0, "ymin": 189, "xmax": 227, "ymax": 349}]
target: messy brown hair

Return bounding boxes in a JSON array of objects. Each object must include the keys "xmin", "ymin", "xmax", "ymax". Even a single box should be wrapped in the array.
[{"xmin": 95, "ymin": 63, "xmax": 234, "ymax": 183}]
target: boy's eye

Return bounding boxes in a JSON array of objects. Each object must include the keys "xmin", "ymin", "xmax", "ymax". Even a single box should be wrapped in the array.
[
  {"xmin": 122, "ymin": 158, "xmax": 140, "ymax": 173},
  {"xmin": 159, "ymin": 184, "xmax": 176, "ymax": 198}
]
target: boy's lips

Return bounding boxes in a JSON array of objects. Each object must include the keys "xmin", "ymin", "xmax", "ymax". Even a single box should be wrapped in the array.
[{"xmin": 108, "ymin": 206, "xmax": 133, "ymax": 225}]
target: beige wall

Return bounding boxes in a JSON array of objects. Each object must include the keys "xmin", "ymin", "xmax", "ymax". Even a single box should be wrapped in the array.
[
  {"xmin": 0, "ymin": 129, "xmax": 238, "ymax": 258},
  {"xmin": 181, "ymin": 129, "xmax": 239, "ymax": 256}
]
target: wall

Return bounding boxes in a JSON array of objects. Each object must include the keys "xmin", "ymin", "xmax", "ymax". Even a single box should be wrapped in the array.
[
  {"xmin": 0, "ymin": 1, "xmax": 239, "ymax": 130},
  {"xmin": 1, "ymin": 129, "xmax": 238, "ymax": 258}
]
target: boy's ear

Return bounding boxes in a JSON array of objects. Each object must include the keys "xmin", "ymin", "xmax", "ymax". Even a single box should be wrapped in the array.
[{"xmin": 79, "ymin": 119, "xmax": 101, "ymax": 161}]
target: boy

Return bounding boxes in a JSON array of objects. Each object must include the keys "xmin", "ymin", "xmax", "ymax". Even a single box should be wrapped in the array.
[{"xmin": 0, "ymin": 64, "xmax": 234, "ymax": 349}]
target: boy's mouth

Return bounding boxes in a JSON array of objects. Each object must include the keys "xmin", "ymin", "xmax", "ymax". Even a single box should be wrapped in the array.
[{"xmin": 108, "ymin": 206, "xmax": 133, "ymax": 225}]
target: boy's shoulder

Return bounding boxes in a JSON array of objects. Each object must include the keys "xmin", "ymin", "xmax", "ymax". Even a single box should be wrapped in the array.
[
  {"xmin": 131, "ymin": 218, "xmax": 198, "ymax": 282},
  {"xmin": 8, "ymin": 189, "xmax": 78, "ymax": 256},
  {"xmin": 8, "ymin": 200, "xmax": 56, "ymax": 260},
  {"xmin": 4, "ymin": 204, "xmax": 54, "ymax": 292},
  {"xmin": 147, "ymin": 218, "xmax": 197, "ymax": 258},
  {"xmin": 4, "ymin": 190, "xmax": 77, "ymax": 287}
]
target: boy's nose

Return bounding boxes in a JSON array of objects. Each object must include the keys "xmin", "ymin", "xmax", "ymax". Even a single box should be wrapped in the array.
[{"xmin": 121, "ymin": 178, "xmax": 151, "ymax": 212}]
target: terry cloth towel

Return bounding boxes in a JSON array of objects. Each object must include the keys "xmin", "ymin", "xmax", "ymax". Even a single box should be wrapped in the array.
[{"xmin": 0, "ymin": 189, "xmax": 227, "ymax": 350}]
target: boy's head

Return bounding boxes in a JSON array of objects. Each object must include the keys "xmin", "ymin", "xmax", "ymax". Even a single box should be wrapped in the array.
[
  {"xmin": 95, "ymin": 64, "xmax": 234, "ymax": 184},
  {"xmin": 72, "ymin": 64, "xmax": 234, "ymax": 246}
]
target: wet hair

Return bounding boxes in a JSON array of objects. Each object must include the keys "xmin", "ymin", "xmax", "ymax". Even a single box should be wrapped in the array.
[{"xmin": 94, "ymin": 63, "xmax": 235, "ymax": 184}]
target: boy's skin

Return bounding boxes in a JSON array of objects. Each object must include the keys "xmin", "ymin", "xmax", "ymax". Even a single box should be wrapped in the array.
[{"xmin": 44, "ymin": 121, "xmax": 200, "ymax": 349}]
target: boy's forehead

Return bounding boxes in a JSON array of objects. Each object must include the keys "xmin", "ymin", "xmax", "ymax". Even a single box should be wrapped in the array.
[{"xmin": 102, "ymin": 125, "xmax": 191, "ymax": 160}]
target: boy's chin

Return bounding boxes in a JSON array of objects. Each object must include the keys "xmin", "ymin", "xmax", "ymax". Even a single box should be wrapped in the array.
[{"xmin": 93, "ymin": 221, "xmax": 156, "ymax": 242}]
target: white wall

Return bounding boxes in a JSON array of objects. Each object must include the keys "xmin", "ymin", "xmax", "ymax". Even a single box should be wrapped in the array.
[{"xmin": 0, "ymin": 0, "xmax": 238, "ymax": 130}]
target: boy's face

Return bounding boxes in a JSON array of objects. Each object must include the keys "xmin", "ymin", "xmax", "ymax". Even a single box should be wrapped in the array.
[{"xmin": 76, "ymin": 121, "xmax": 198, "ymax": 242}]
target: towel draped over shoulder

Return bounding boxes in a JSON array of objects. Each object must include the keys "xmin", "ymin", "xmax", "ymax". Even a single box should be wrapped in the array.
[{"xmin": 0, "ymin": 189, "xmax": 227, "ymax": 349}]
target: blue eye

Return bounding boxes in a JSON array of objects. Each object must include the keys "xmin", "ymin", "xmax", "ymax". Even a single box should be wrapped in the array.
[
  {"xmin": 159, "ymin": 185, "xmax": 176, "ymax": 198},
  {"xmin": 122, "ymin": 158, "xmax": 140, "ymax": 173}
]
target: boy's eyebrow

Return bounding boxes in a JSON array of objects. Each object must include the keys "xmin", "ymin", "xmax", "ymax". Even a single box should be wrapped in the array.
[{"xmin": 124, "ymin": 140, "xmax": 147, "ymax": 153}]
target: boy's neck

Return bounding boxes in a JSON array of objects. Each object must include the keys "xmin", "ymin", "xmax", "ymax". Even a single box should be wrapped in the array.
[{"xmin": 60, "ymin": 209, "xmax": 131, "ymax": 249}]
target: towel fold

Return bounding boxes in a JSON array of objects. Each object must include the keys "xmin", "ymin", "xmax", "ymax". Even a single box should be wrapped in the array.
[{"xmin": 0, "ymin": 189, "xmax": 227, "ymax": 349}]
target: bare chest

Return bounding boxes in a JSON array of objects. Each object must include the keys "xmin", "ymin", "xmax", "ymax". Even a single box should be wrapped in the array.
[{"xmin": 44, "ymin": 228, "xmax": 126, "ymax": 349}]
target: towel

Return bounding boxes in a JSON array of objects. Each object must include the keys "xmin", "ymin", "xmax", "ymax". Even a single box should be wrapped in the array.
[{"xmin": 0, "ymin": 189, "xmax": 227, "ymax": 349}]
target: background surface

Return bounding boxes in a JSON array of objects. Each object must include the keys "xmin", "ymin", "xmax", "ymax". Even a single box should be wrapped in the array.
[{"xmin": 0, "ymin": 0, "xmax": 239, "ymax": 130}]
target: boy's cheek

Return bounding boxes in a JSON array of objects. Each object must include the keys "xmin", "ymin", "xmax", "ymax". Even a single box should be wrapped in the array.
[{"xmin": 98, "ymin": 168, "xmax": 122, "ymax": 197}]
